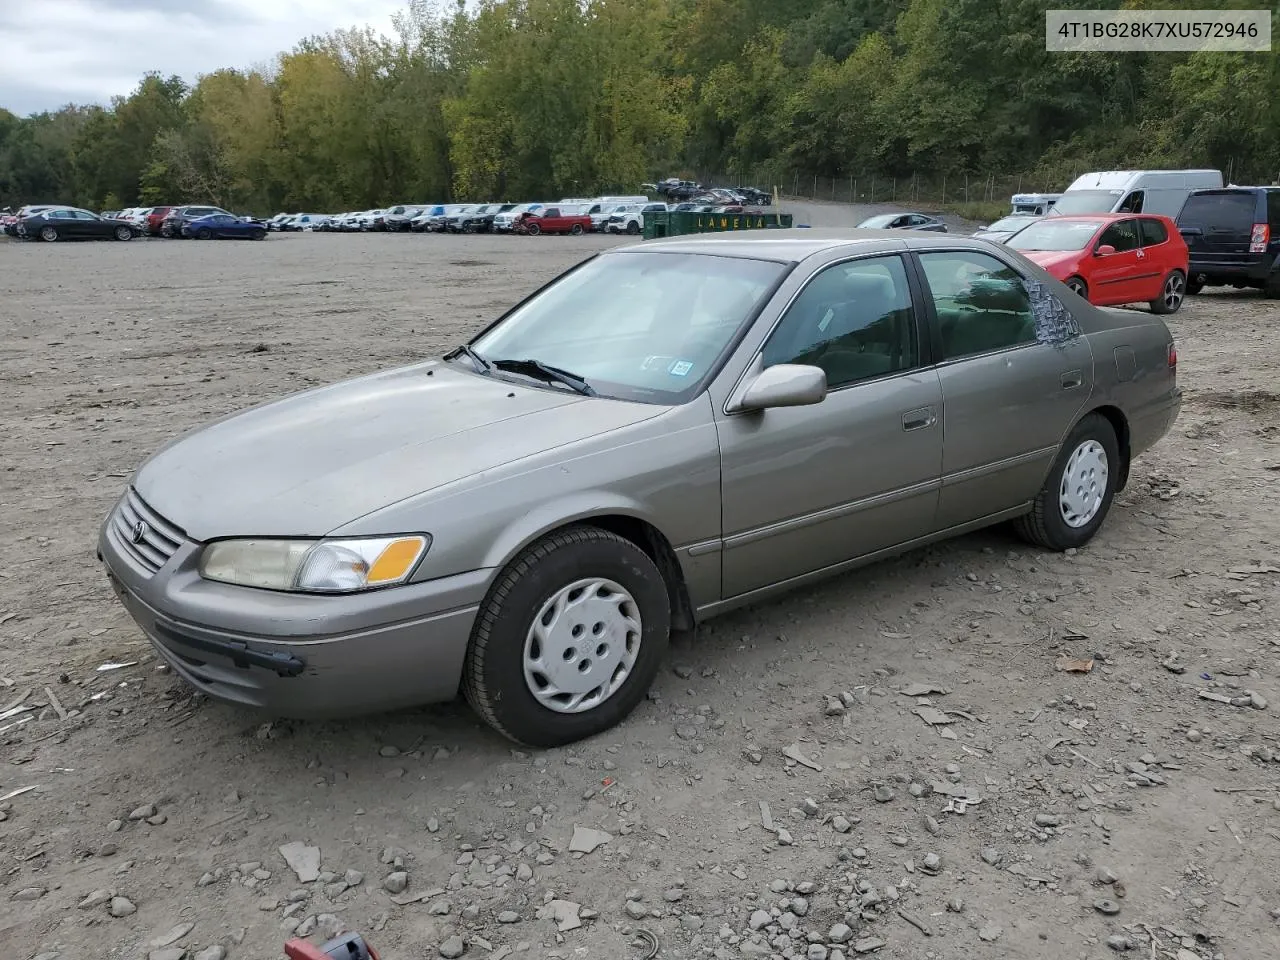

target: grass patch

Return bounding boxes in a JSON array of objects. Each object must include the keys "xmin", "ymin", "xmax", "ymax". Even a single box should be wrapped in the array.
[{"xmin": 939, "ymin": 201, "xmax": 1007, "ymax": 223}]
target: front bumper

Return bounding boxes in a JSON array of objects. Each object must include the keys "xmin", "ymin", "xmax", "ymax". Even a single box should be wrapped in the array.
[{"xmin": 97, "ymin": 503, "xmax": 490, "ymax": 719}]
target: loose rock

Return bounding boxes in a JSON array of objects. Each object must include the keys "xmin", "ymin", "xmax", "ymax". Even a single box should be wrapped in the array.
[
  {"xmin": 383, "ymin": 871, "xmax": 409, "ymax": 894},
  {"xmin": 439, "ymin": 935, "xmax": 465, "ymax": 959},
  {"xmin": 110, "ymin": 896, "xmax": 138, "ymax": 917}
]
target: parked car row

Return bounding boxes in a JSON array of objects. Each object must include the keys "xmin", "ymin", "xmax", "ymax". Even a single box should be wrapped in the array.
[
  {"xmin": 300, "ymin": 196, "xmax": 770, "ymax": 236},
  {"xmin": 643, "ymin": 178, "xmax": 773, "ymax": 205},
  {"xmin": 2, "ymin": 203, "xmax": 269, "ymax": 241},
  {"xmin": 968, "ymin": 174, "xmax": 1280, "ymax": 307}
]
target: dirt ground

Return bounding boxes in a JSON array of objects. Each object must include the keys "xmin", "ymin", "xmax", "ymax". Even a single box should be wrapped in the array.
[{"xmin": 1, "ymin": 203, "xmax": 1278, "ymax": 960}]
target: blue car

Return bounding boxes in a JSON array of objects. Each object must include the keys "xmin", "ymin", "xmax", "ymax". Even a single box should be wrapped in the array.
[{"xmin": 181, "ymin": 214, "xmax": 268, "ymax": 240}]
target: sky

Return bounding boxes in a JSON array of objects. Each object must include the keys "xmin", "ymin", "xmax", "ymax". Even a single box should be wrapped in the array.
[{"xmin": 0, "ymin": 0, "xmax": 407, "ymax": 116}]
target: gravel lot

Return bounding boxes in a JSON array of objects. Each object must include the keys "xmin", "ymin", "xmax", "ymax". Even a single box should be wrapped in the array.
[{"xmin": 1, "ymin": 205, "xmax": 1278, "ymax": 960}]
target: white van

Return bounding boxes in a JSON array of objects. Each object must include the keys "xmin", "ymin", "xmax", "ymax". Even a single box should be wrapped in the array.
[
  {"xmin": 1051, "ymin": 170, "xmax": 1223, "ymax": 218},
  {"xmin": 1010, "ymin": 192, "xmax": 1061, "ymax": 216},
  {"xmin": 597, "ymin": 194, "xmax": 650, "ymax": 205}
]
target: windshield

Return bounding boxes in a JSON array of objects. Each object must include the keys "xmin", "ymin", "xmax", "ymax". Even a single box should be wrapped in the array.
[
  {"xmin": 984, "ymin": 216, "xmax": 1038, "ymax": 233},
  {"xmin": 1051, "ymin": 190, "xmax": 1123, "ymax": 215},
  {"xmin": 857, "ymin": 214, "xmax": 897, "ymax": 228},
  {"xmin": 1007, "ymin": 219, "xmax": 1102, "ymax": 252},
  {"xmin": 469, "ymin": 252, "xmax": 788, "ymax": 404}
]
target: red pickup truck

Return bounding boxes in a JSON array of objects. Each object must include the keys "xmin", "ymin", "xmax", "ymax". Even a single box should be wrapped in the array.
[{"xmin": 515, "ymin": 206, "xmax": 592, "ymax": 236}]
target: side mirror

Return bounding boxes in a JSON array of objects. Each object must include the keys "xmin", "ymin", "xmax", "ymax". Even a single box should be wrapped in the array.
[
  {"xmin": 739, "ymin": 364, "xmax": 827, "ymax": 411},
  {"xmin": 1095, "ymin": 244, "xmax": 1117, "ymax": 256}
]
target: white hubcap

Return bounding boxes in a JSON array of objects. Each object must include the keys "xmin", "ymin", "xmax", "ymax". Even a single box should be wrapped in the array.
[
  {"xmin": 523, "ymin": 577, "xmax": 642, "ymax": 714},
  {"xmin": 1059, "ymin": 440, "xmax": 1108, "ymax": 528}
]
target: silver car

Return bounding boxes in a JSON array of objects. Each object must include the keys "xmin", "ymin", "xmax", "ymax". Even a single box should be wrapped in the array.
[{"xmin": 98, "ymin": 230, "xmax": 1181, "ymax": 746}]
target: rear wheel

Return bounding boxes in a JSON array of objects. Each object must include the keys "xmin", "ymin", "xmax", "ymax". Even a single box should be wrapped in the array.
[
  {"xmin": 1265, "ymin": 271, "xmax": 1280, "ymax": 299},
  {"xmin": 570, "ymin": 223, "xmax": 584, "ymax": 236},
  {"xmin": 1014, "ymin": 413, "xmax": 1120, "ymax": 551},
  {"xmin": 113, "ymin": 225, "xmax": 133, "ymax": 241},
  {"xmin": 1149, "ymin": 269, "xmax": 1185, "ymax": 314},
  {"xmin": 1185, "ymin": 275, "xmax": 1205, "ymax": 296},
  {"xmin": 196, "ymin": 227, "xmax": 213, "ymax": 240},
  {"xmin": 1065, "ymin": 275, "xmax": 1088, "ymax": 300},
  {"xmin": 462, "ymin": 526, "xmax": 671, "ymax": 747}
]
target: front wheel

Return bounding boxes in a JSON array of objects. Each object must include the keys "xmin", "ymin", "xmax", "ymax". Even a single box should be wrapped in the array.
[
  {"xmin": 40, "ymin": 226, "xmax": 58, "ymax": 242},
  {"xmin": 1013, "ymin": 413, "xmax": 1119, "ymax": 551},
  {"xmin": 251, "ymin": 229, "xmax": 266, "ymax": 240},
  {"xmin": 525, "ymin": 221, "xmax": 541, "ymax": 236},
  {"xmin": 463, "ymin": 526, "xmax": 671, "ymax": 747},
  {"xmin": 626, "ymin": 221, "xmax": 640, "ymax": 235},
  {"xmin": 114, "ymin": 226, "xmax": 133, "ymax": 241},
  {"xmin": 1149, "ymin": 269, "xmax": 1185, "ymax": 314},
  {"xmin": 1065, "ymin": 275, "xmax": 1088, "ymax": 300}
]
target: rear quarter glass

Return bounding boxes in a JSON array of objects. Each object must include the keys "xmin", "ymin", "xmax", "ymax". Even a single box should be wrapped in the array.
[{"xmin": 1267, "ymin": 190, "xmax": 1280, "ymax": 229}]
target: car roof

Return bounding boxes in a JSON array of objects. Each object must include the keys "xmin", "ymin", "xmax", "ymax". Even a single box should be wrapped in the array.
[{"xmin": 607, "ymin": 228, "xmax": 1014, "ymax": 262}]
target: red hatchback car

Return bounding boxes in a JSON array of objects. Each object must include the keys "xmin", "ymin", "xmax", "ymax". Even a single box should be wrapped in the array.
[{"xmin": 1007, "ymin": 213, "xmax": 1189, "ymax": 314}]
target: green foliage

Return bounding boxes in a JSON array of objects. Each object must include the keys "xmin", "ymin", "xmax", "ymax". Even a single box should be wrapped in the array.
[{"xmin": 1, "ymin": 0, "xmax": 1277, "ymax": 212}]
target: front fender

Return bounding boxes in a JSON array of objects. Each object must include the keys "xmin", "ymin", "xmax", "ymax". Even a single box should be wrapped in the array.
[{"xmin": 481, "ymin": 492, "xmax": 661, "ymax": 572}]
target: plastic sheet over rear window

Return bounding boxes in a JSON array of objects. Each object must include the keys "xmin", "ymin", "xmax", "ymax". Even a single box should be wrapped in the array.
[{"xmin": 1022, "ymin": 277, "xmax": 1082, "ymax": 344}]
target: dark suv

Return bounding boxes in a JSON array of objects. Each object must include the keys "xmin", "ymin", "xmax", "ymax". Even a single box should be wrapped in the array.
[{"xmin": 1175, "ymin": 187, "xmax": 1280, "ymax": 296}]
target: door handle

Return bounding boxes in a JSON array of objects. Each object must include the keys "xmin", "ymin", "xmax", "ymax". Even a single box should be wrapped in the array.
[
  {"xmin": 1060, "ymin": 370, "xmax": 1083, "ymax": 390},
  {"xmin": 902, "ymin": 406, "xmax": 937, "ymax": 431}
]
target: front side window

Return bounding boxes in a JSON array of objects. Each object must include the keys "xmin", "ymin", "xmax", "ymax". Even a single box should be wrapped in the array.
[
  {"xmin": 762, "ymin": 255, "xmax": 918, "ymax": 389},
  {"xmin": 919, "ymin": 251, "xmax": 1036, "ymax": 360},
  {"xmin": 1118, "ymin": 191, "xmax": 1144, "ymax": 213},
  {"xmin": 470, "ymin": 252, "xmax": 788, "ymax": 404},
  {"xmin": 1098, "ymin": 219, "xmax": 1141, "ymax": 252}
]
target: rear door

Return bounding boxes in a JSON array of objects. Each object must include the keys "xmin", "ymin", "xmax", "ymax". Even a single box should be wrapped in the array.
[
  {"xmin": 1176, "ymin": 190, "xmax": 1258, "ymax": 268},
  {"xmin": 917, "ymin": 248, "xmax": 1093, "ymax": 528}
]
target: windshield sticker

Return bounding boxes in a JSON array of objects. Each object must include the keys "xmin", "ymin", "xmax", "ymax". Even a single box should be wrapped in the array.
[
  {"xmin": 1021, "ymin": 277, "xmax": 1083, "ymax": 344},
  {"xmin": 668, "ymin": 359, "xmax": 694, "ymax": 377}
]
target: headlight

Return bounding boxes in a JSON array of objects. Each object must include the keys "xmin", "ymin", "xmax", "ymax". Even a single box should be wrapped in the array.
[{"xmin": 198, "ymin": 535, "xmax": 430, "ymax": 593}]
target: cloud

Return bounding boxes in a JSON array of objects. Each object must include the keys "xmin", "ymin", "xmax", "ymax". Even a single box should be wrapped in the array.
[{"xmin": 0, "ymin": 0, "xmax": 406, "ymax": 115}]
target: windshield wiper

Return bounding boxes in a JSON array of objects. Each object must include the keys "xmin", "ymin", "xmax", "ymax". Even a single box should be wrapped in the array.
[
  {"xmin": 446, "ymin": 343, "xmax": 491, "ymax": 374},
  {"xmin": 491, "ymin": 358, "xmax": 596, "ymax": 396}
]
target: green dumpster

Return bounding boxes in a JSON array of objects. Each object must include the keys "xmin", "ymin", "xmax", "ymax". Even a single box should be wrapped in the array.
[{"xmin": 643, "ymin": 210, "xmax": 793, "ymax": 240}]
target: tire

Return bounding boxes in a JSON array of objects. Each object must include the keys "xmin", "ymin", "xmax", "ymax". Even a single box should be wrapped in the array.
[
  {"xmin": 1265, "ymin": 271, "xmax": 1280, "ymax": 299},
  {"xmin": 251, "ymin": 229, "xmax": 266, "ymax": 241},
  {"xmin": 1149, "ymin": 269, "xmax": 1185, "ymax": 314},
  {"xmin": 626, "ymin": 221, "xmax": 640, "ymax": 235},
  {"xmin": 1014, "ymin": 413, "xmax": 1120, "ymax": 551},
  {"xmin": 39, "ymin": 226, "xmax": 58, "ymax": 242},
  {"xmin": 1064, "ymin": 275, "xmax": 1088, "ymax": 300},
  {"xmin": 1185, "ymin": 276, "xmax": 1205, "ymax": 296},
  {"xmin": 525, "ymin": 221, "xmax": 541, "ymax": 236},
  {"xmin": 196, "ymin": 228, "xmax": 213, "ymax": 240},
  {"xmin": 463, "ymin": 525, "xmax": 671, "ymax": 747},
  {"xmin": 114, "ymin": 226, "xmax": 133, "ymax": 241},
  {"xmin": 570, "ymin": 223, "xmax": 584, "ymax": 236}
]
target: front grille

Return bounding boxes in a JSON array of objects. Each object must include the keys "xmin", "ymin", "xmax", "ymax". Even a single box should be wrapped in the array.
[{"xmin": 109, "ymin": 488, "xmax": 186, "ymax": 575}]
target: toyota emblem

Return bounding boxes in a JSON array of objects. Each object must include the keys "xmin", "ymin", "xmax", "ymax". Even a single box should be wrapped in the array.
[{"xmin": 131, "ymin": 520, "xmax": 148, "ymax": 544}]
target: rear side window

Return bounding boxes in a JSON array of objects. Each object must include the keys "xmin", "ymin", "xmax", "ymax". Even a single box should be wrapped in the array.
[
  {"xmin": 1178, "ymin": 191, "xmax": 1258, "ymax": 230},
  {"xmin": 919, "ymin": 251, "xmax": 1036, "ymax": 360},
  {"xmin": 1268, "ymin": 190, "xmax": 1280, "ymax": 228},
  {"xmin": 1139, "ymin": 219, "xmax": 1168, "ymax": 245}
]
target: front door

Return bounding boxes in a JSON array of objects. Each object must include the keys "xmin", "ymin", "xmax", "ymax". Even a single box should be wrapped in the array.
[
  {"xmin": 1090, "ymin": 218, "xmax": 1148, "ymax": 305},
  {"xmin": 717, "ymin": 253, "xmax": 944, "ymax": 598},
  {"xmin": 914, "ymin": 248, "xmax": 1094, "ymax": 529}
]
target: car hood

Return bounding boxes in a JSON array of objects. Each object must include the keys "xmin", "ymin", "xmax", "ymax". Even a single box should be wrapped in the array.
[
  {"xmin": 1018, "ymin": 250, "xmax": 1082, "ymax": 274},
  {"xmin": 134, "ymin": 363, "xmax": 660, "ymax": 541}
]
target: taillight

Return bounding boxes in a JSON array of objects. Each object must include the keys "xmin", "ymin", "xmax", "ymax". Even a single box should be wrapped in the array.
[
  {"xmin": 1250, "ymin": 223, "xmax": 1269, "ymax": 253},
  {"xmin": 1168, "ymin": 342, "xmax": 1178, "ymax": 369}
]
